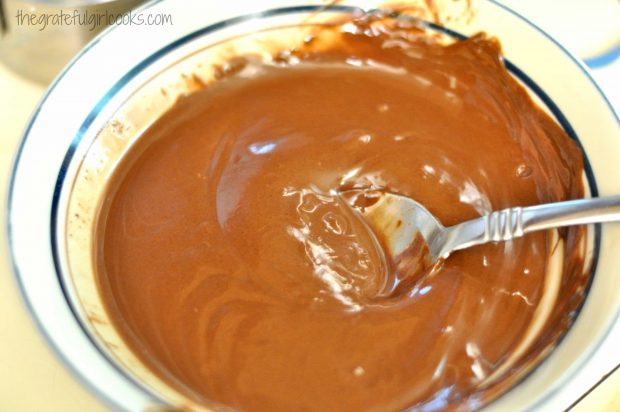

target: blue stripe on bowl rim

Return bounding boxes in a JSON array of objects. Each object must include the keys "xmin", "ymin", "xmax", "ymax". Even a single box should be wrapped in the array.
[{"xmin": 6, "ymin": 2, "xmax": 618, "ymax": 410}]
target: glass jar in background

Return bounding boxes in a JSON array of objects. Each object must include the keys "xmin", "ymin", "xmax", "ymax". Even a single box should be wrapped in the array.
[{"xmin": 0, "ymin": 0, "xmax": 146, "ymax": 84}]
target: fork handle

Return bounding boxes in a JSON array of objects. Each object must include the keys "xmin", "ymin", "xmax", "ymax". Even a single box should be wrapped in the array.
[{"xmin": 445, "ymin": 195, "xmax": 620, "ymax": 254}]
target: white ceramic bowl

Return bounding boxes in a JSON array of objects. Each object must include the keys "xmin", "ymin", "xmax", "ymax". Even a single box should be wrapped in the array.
[{"xmin": 7, "ymin": 0, "xmax": 620, "ymax": 410}]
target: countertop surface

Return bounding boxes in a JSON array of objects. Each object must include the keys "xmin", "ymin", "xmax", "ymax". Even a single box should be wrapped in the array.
[
  {"xmin": 0, "ymin": 65, "xmax": 108, "ymax": 412},
  {"xmin": 1, "ymin": 1, "xmax": 618, "ymax": 410}
]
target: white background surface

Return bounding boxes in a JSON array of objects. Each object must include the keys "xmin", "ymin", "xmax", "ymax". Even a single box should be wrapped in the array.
[{"xmin": 0, "ymin": 0, "xmax": 618, "ymax": 411}]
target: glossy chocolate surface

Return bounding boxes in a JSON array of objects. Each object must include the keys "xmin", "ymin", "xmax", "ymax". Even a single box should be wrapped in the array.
[{"xmin": 97, "ymin": 17, "xmax": 587, "ymax": 411}]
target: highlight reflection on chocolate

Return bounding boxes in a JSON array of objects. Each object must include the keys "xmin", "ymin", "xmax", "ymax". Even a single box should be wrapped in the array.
[{"xmin": 96, "ymin": 14, "xmax": 588, "ymax": 411}]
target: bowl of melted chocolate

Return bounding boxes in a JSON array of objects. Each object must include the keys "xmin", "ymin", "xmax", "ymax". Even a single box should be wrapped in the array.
[{"xmin": 9, "ymin": 0, "xmax": 620, "ymax": 411}]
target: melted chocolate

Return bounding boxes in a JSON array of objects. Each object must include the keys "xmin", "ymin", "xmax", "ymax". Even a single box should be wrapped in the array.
[{"xmin": 97, "ymin": 16, "xmax": 587, "ymax": 411}]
